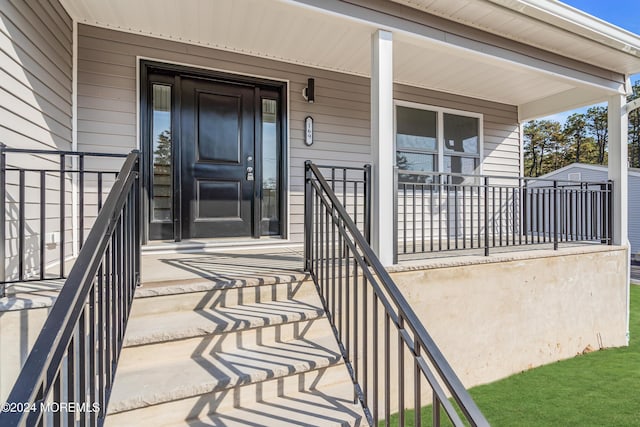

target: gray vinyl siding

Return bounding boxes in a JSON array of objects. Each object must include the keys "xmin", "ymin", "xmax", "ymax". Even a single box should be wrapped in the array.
[
  {"xmin": 1, "ymin": 0, "xmax": 73, "ymax": 280},
  {"xmin": 1, "ymin": 0, "xmax": 72, "ymax": 151},
  {"xmin": 77, "ymin": 25, "xmax": 520, "ymax": 244}
]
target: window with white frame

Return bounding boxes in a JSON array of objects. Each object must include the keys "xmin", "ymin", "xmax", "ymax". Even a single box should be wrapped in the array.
[{"xmin": 395, "ymin": 103, "xmax": 482, "ymax": 180}]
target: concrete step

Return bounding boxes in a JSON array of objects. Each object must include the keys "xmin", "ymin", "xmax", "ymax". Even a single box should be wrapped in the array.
[
  {"xmin": 106, "ymin": 331, "xmax": 351, "ymax": 425},
  {"xmin": 131, "ymin": 273, "xmax": 314, "ymax": 317},
  {"xmin": 107, "ymin": 361, "xmax": 363, "ymax": 427},
  {"xmin": 119, "ymin": 300, "xmax": 328, "ymax": 367},
  {"xmin": 176, "ymin": 378, "xmax": 364, "ymax": 427}
]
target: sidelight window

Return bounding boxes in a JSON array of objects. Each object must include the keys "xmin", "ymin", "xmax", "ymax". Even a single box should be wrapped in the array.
[{"xmin": 151, "ymin": 84, "xmax": 172, "ymax": 222}]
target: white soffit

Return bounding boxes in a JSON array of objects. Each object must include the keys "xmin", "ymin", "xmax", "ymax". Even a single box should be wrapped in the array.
[
  {"xmin": 60, "ymin": 0, "xmax": 622, "ymax": 107},
  {"xmin": 391, "ymin": 0, "xmax": 640, "ymax": 75}
]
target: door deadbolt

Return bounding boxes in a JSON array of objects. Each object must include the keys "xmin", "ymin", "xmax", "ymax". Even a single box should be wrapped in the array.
[{"xmin": 246, "ymin": 166, "xmax": 254, "ymax": 181}]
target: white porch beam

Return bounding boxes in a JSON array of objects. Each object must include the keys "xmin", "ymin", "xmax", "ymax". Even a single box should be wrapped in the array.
[
  {"xmin": 518, "ymin": 87, "xmax": 609, "ymax": 122},
  {"xmin": 371, "ymin": 29, "xmax": 394, "ymax": 266}
]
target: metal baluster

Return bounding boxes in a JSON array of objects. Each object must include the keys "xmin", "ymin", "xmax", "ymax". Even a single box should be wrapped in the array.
[
  {"xmin": 454, "ymin": 184, "xmax": 459, "ymax": 249},
  {"xmin": 403, "ymin": 183, "xmax": 407, "ymax": 254},
  {"xmin": 79, "ymin": 154, "xmax": 85, "ymax": 249},
  {"xmin": 421, "ymin": 184, "xmax": 425, "ymax": 253},
  {"xmin": 492, "ymin": 186, "xmax": 496, "ymax": 248},
  {"xmin": 462, "ymin": 185, "xmax": 466, "ymax": 249},
  {"xmin": 384, "ymin": 312, "xmax": 390, "ymax": 425},
  {"xmin": 40, "ymin": 171, "xmax": 46, "ymax": 280},
  {"xmin": 413, "ymin": 183, "xmax": 417, "ymax": 253},
  {"xmin": 398, "ymin": 316, "xmax": 405, "ymax": 427},
  {"xmin": 554, "ymin": 181, "xmax": 558, "ymax": 250},
  {"xmin": 67, "ymin": 335, "xmax": 75, "ymax": 427},
  {"xmin": 373, "ymin": 292, "xmax": 378, "ymax": 424},
  {"xmin": 446, "ymin": 180, "xmax": 450, "ymax": 250},
  {"xmin": 78, "ymin": 309, "xmax": 87, "ymax": 426},
  {"xmin": 0, "ymin": 145, "xmax": 5, "ymax": 295},
  {"xmin": 414, "ymin": 343, "xmax": 421, "ymax": 427},
  {"xmin": 430, "ymin": 181, "xmax": 434, "ymax": 252},
  {"xmin": 484, "ymin": 177, "xmax": 489, "ymax": 256},
  {"xmin": 60, "ymin": 154, "xmax": 66, "ymax": 278},
  {"xmin": 19, "ymin": 170, "xmax": 25, "ymax": 281}
]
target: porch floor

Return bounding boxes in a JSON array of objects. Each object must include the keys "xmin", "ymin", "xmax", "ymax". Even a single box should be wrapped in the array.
[
  {"xmin": 140, "ymin": 245, "xmax": 305, "ymax": 286},
  {"xmin": 2, "ymin": 243, "xmax": 633, "ymax": 309}
]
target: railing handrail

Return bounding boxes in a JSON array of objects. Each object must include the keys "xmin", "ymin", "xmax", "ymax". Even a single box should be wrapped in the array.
[
  {"xmin": 306, "ymin": 161, "xmax": 489, "ymax": 426},
  {"xmin": 0, "ymin": 150, "xmax": 140, "ymax": 426},
  {"xmin": 0, "ymin": 146, "xmax": 129, "ymax": 158},
  {"xmin": 396, "ymin": 168, "xmax": 610, "ymax": 186}
]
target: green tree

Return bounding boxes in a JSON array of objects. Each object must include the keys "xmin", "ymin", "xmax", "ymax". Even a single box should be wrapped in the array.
[
  {"xmin": 523, "ymin": 120, "xmax": 563, "ymax": 177},
  {"xmin": 585, "ymin": 106, "xmax": 608, "ymax": 165},
  {"xmin": 564, "ymin": 113, "xmax": 588, "ymax": 163}
]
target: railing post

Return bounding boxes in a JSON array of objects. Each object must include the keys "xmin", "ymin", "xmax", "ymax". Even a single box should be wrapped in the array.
[
  {"xmin": 522, "ymin": 178, "xmax": 528, "ymax": 244},
  {"xmin": 0, "ymin": 144, "xmax": 5, "ymax": 296},
  {"xmin": 484, "ymin": 176, "xmax": 489, "ymax": 256},
  {"xmin": 392, "ymin": 166, "xmax": 398, "ymax": 264},
  {"xmin": 607, "ymin": 180, "xmax": 613, "ymax": 245},
  {"xmin": 553, "ymin": 180, "xmax": 558, "ymax": 250},
  {"xmin": 304, "ymin": 161, "xmax": 313, "ymax": 272},
  {"xmin": 364, "ymin": 163, "xmax": 372, "ymax": 245},
  {"xmin": 133, "ymin": 150, "xmax": 142, "ymax": 286}
]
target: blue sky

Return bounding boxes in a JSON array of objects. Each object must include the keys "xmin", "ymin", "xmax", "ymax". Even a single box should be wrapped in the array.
[{"xmin": 541, "ymin": 0, "xmax": 640, "ymax": 123}]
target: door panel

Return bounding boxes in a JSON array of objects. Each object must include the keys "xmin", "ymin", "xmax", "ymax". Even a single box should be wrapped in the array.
[
  {"xmin": 197, "ymin": 92, "xmax": 241, "ymax": 163},
  {"xmin": 181, "ymin": 78, "xmax": 255, "ymax": 238}
]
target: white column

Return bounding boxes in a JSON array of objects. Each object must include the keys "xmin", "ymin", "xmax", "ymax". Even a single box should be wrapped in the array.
[
  {"xmin": 608, "ymin": 94, "xmax": 629, "ymax": 345},
  {"xmin": 607, "ymin": 94, "xmax": 628, "ymax": 247},
  {"xmin": 371, "ymin": 30, "xmax": 394, "ymax": 266}
]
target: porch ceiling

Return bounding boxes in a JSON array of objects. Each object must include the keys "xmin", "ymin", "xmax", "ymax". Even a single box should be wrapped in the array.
[{"xmin": 60, "ymin": 0, "xmax": 636, "ymax": 118}]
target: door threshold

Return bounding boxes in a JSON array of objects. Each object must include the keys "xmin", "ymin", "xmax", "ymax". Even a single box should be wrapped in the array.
[{"xmin": 142, "ymin": 237, "xmax": 299, "ymax": 255}]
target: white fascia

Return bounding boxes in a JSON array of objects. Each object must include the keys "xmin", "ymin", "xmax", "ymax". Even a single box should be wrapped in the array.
[{"xmin": 487, "ymin": 0, "xmax": 640, "ymax": 60}]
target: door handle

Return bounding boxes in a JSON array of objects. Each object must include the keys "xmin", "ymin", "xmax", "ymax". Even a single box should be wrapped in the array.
[{"xmin": 246, "ymin": 166, "xmax": 254, "ymax": 181}]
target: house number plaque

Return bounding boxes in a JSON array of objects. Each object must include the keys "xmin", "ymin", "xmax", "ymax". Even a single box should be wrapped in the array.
[{"xmin": 305, "ymin": 116, "xmax": 313, "ymax": 146}]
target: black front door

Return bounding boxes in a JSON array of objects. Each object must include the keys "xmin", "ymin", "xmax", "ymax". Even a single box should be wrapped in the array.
[
  {"xmin": 180, "ymin": 78, "xmax": 255, "ymax": 238},
  {"xmin": 143, "ymin": 62, "xmax": 286, "ymax": 242}
]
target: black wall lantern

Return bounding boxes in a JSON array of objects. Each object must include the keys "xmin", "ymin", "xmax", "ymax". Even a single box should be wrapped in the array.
[{"xmin": 302, "ymin": 78, "xmax": 315, "ymax": 103}]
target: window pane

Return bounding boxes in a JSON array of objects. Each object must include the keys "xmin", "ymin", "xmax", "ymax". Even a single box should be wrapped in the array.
[
  {"xmin": 397, "ymin": 151, "xmax": 435, "ymax": 172},
  {"xmin": 444, "ymin": 155, "xmax": 479, "ymax": 175},
  {"xmin": 396, "ymin": 106, "xmax": 437, "ymax": 151},
  {"xmin": 152, "ymin": 84, "xmax": 172, "ymax": 222},
  {"xmin": 262, "ymin": 99, "xmax": 279, "ymax": 232},
  {"xmin": 443, "ymin": 113, "xmax": 479, "ymax": 154}
]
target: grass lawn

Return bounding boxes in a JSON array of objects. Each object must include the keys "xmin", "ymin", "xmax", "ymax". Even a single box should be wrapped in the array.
[{"xmin": 387, "ymin": 285, "xmax": 640, "ymax": 426}]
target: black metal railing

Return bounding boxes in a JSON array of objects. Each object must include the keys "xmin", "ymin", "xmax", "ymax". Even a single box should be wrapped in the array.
[
  {"xmin": 304, "ymin": 161, "xmax": 489, "ymax": 427},
  {"xmin": 310, "ymin": 164, "xmax": 372, "ymax": 247},
  {"xmin": 395, "ymin": 169, "xmax": 612, "ymax": 261},
  {"xmin": 0, "ymin": 146, "xmax": 128, "ymax": 296},
  {"xmin": 0, "ymin": 151, "xmax": 141, "ymax": 427}
]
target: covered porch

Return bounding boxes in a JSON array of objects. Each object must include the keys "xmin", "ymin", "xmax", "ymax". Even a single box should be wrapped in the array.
[
  {"xmin": 2, "ymin": 0, "xmax": 640, "ymax": 425},
  {"xmin": 55, "ymin": 0, "xmax": 633, "ymax": 265}
]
